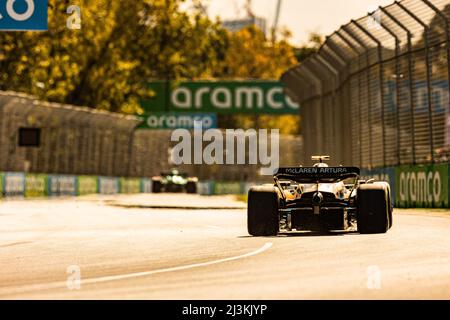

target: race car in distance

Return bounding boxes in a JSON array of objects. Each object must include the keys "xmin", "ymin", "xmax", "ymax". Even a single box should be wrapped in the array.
[
  {"xmin": 151, "ymin": 169, "xmax": 198, "ymax": 194},
  {"xmin": 248, "ymin": 156, "xmax": 393, "ymax": 236}
]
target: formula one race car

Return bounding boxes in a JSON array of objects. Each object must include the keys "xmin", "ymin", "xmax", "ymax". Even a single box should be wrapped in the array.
[
  {"xmin": 151, "ymin": 169, "xmax": 198, "ymax": 194},
  {"xmin": 248, "ymin": 156, "xmax": 393, "ymax": 236}
]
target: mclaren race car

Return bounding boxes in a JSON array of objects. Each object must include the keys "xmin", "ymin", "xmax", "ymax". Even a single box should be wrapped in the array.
[
  {"xmin": 248, "ymin": 156, "xmax": 393, "ymax": 236},
  {"xmin": 152, "ymin": 169, "xmax": 198, "ymax": 194}
]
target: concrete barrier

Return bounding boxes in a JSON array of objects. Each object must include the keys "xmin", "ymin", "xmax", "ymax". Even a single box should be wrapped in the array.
[
  {"xmin": 141, "ymin": 179, "xmax": 153, "ymax": 193},
  {"xmin": 3, "ymin": 172, "xmax": 25, "ymax": 197},
  {"xmin": 120, "ymin": 178, "xmax": 141, "ymax": 194},
  {"xmin": 198, "ymin": 181, "xmax": 214, "ymax": 196},
  {"xmin": 25, "ymin": 174, "xmax": 48, "ymax": 197},
  {"xmin": 77, "ymin": 176, "xmax": 98, "ymax": 196},
  {"xmin": 1, "ymin": 165, "xmax": 446, "ymax": 209},
  {"xmin": 214, "ymin": 182, "xmax": 242, "ymax": 195},
  {"xmin": 99, "ymin": 177, "xmax": 120, "ymax": 195},
  {"xmin": 48, "ymin": 175, "xmax": 77, "ymax": 197}
]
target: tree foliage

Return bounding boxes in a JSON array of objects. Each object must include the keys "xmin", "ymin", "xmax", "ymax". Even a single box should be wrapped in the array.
[
  {"xmin": 294, "ymin": 32, "xmax": 323, "ymax": 63},
  {"xmin": 215, "ymin": 26, "xmax": 300, "ymax": 134},
  {"xmin": 0, "ymin": 0, "xmax": 227, "ymax": 113},
  {"xmin": 216, "ymin": 26, "xmax": 297, "ymax": 79},
  {"xmin": 0, "ymin": 0, "xmax": 319, "ymax": 134}
]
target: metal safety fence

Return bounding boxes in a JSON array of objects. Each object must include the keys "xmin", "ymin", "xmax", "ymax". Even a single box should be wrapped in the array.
[
  {"xmin": 0, "ymin": 91, "xmax": 302, "ymax": 182},
  {"xmin": 282, "ymin": 0, "xmax": 450, "ymax": 169}
]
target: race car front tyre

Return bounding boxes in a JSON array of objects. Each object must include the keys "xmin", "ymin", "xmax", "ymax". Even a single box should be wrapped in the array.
[
  {"xmin": 247, "ymin": 186, "xmax": 280, "ymax": 236},
  {"xmin": 357, "ymin": 183, "xmax": 390, "ymax": 234},
  {"xmin": 152, "ymin": 180, "xmax": 162, "ymax": 193},
  {"xmin": 186, "ymin": 181, "xmax": 197, "ymax": 194}
]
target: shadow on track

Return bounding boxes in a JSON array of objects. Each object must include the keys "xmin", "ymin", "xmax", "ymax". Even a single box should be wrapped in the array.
[
  {"xmin": 239, "ymin": 230, "xmax": 359, "ymax": 238},
  {"xmin": 279, "ymin": 230, "xmax": 359, "ymax": 237}
]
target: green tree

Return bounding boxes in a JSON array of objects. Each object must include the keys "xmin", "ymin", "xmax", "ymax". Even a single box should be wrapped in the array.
[
  {"xmin": 0, "ymin": 0, "xmax": 228, "ymax": 113},
  {"xmin": 215, "ymin": 26, "xmax": 302, "ymax": 134},
  {"xmin": 294, "ymin": 32, "xmax": 323, "ymax": 63},
  {"xmin": 0, "ymin": 0, "xmax": 320, "ymax": 135}
]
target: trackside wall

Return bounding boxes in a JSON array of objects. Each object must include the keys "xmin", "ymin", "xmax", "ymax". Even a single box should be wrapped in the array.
[
  {"xmin": 0, "ymin": 173, "xmax": 257, "ymax": 198},
  {"xmin": 362, "ymin": 164, "xmax": 449, "ymax": 208}
]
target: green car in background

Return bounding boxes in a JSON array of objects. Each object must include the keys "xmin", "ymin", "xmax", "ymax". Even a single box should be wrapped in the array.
[{"xmin": 151, "ymin": 169, "xmax": 198, "ymax": 194}]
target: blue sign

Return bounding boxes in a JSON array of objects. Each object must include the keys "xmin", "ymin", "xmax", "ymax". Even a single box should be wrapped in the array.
[
  {"xmin": 3, "ymin": 172, "xmax": 25, "ymax": 196},
  {"xmin": 0, "ymin": 0, "xmax": 48, "ymax": 31},
  {"xmin": 48, "ymin": 175, "xmax": 77, "ymax": 196},
  {"xmin": 141, "ymin": 112, "xmax": 218, "ymax": 130},
  {"xmin": 384, "ymin": 80, "xmax": 449, "ymax": 115}
]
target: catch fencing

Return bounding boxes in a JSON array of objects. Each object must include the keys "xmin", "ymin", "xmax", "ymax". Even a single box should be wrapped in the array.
[
  {"xmin": 0, "ymin": 91, "xmax": 302, "ymax": 183},
  {"xmin": 282, "ymin": 0, "xmax": 450, "ymax": 169}
]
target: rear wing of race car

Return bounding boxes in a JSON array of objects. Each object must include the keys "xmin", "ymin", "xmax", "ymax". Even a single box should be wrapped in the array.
[{"xmin": 275, "ymin": 167, "xmax": 360, "ymax": 183}]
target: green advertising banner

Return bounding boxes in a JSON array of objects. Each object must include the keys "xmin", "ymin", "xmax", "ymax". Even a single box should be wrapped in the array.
[
  {"xmin": 77, "ymin": 176, "xmax": 98, "ymax": 196},
  {"xmin": 25, "ymin": 174, "xmax": 48, "ymax": 197},
  {"xmin": 396, "ymin": 164, "xmax": 448, "ymax": 208},
  {"xmin": 120, "ymin": 178, "xmax": 141, "ymax": 194},
  {"xmin": 214, "ymin": 182, "xmax": 242, "ymax": 195},
  {"xmin": 141, "ymin": 81, "xmax": 300, "ymax": 115},
  {"xmin": 139, "ymin": 112, "xmax": 218, "ymax": 130}
]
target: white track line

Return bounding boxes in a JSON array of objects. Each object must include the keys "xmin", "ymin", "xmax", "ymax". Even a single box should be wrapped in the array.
[
  {"xmin": 81, "ymin": 242, "xmax": 273, "ymax": 285},
  {"xmin": 1, "ymin": 242, "xmax": 273, "ymax": 295}
]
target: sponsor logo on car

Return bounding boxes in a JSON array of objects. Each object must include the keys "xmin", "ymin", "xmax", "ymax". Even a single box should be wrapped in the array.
[{"xmin": 283, "ymin": 167, "xmax": 352, "ymax": 175}]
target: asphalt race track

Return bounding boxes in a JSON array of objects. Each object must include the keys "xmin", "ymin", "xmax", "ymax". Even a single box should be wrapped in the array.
[{"xmin": 0, "ymin": 194, "xmax": 449, "ymax": 299}]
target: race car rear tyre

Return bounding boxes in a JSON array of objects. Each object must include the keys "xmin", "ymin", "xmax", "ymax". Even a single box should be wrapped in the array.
[
  {"xmin": 375, "ymin": 182, "xmax": 393, "ymax": 229},
  {"xmin": 152, "ymin": 180, "xmax": 162, "ymax": 193},
  {"xmin": 247, "ymin": 186, "xmax": 279, "ymax": 236},
  {"xmin": 186, "ymin": 181, "xmax": 197, "ymax": 194},
  {"xmin": 357, "ymin": 183, "xmax": 390, "ymax": 234}
]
